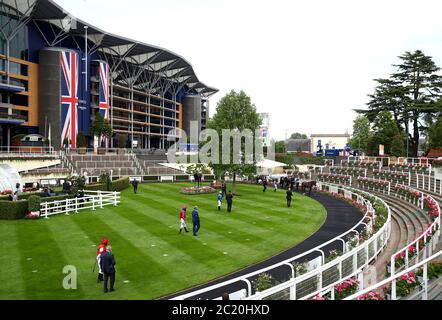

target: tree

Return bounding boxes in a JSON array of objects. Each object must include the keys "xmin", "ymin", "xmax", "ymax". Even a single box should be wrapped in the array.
[
  {"xmin": 290, "ymin": 133, "xmax": 308, "ymax": 139},
  {"xmin": 428, "ymin": 116, "xmax": 442, "ymax": 149},
  {"xmin": 349, "ymin": 116, "xmax": 372, "ymax": 154},
  {"xmin": 357, "ymin": 50, "xmax": 442, "ymax": 157},
  {"xmin": 368, "ymin": 111, "xmax": 405, "ymax": 156},
  {"xmin": 207, "ymin": 90, "xmax": 262, "ymax": 194},
  {"xmin": 91, "ymin": 112, "xmax": 113, "ymax": 147},
  {"xmin": 275, "ymin": 141, "xmax": 286, "ymax": 154}
]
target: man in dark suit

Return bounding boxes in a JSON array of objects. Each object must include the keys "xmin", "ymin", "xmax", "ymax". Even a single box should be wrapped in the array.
[
  {"xmin": 286, "ymin": 188, "xmax": 293, "ymax": 208},
  {"xmin": 132, "ymin": 179, "xmax": 139, "ymax": 194},
  {"xmin": 192, "ymin": 206, "xmax": 200, "ymax": 236},
  {"xmin": 226, "ymin": 191, "xmax": 234, "ymax": 213},
  {"xmin": 100, "ymin": 246, "xmax": 116, "ymax": 293}
]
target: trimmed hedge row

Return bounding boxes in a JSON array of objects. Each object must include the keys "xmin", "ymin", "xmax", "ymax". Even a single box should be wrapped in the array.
[
  {"xmin": 0, "ymin": 200, "xmax": 29, "ymax": 220},
  {"xmin": 85, "ymin": 176, "xmax": 130, "ymax": 192},
  {"xmin": 0, "ymin": 194, "xmax": 73, "ymax": 220}
]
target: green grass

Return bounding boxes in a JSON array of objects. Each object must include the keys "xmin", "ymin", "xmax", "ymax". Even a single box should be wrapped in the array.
[{"xmin": 0, "ymin": 183, "xmax": 326, "ymax": 300}]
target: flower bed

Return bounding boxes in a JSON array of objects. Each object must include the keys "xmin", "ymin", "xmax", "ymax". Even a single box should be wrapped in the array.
[
  {"xmin": 330, "ymin": 167, "xmax": 365, "ymax": 177},
  {"xmin": 334, "ymin": 278, "xmax": 359, "ymax": 300},
  {"xmin": 357, "ymin": 291, "xmax": 385, "ymax": 300},
  {"xmin": 180, "ymin": 186, "xmax": 216, "ymax": 195},
  {"xmin": 357, "ymin": 177, "xmax": 390, "ymax": 192},
  {"xmin": 389, "ymin": 163, "xmax": 429, "ymax": 174},
  {"xmin": 373, "ymin": 170, "xmax": 409, "ymax": 184},
  {"xmin": 382, "ymin": 272, "xmax": 420, "ymax": 297},
  {"xmin": 0, "ymin": 190, "xmax": 12, "ymax": 196},
  {"xmin": 424, "ymin": 196, "xmax": 440, "ymax": 221},
  {"xmin": 394, "ymin": 184, "xmax": 422, "ymax": 204},
  {"xmin": 318, "ymin": 173, "xmax": 351, "ymax": 185},
  {"xmin": 342, "ymin": 161, "xmax": 380, "ymax": 169}
]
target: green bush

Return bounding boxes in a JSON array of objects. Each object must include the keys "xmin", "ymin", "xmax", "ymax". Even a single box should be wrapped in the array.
[
  {"xmin": 28, "ymin": 196, "xmax": 41, "ymax": 212},
  {"xmin": 0, "ymin": 200, "xmax": 29, "ymax": 220},
  {"xmin": 85, "ymin": 176, "xmax": 130, "ymax": 192},
  {"xmin": 112, "ymin": 176, "xmax": 130, "ymax": 191}
]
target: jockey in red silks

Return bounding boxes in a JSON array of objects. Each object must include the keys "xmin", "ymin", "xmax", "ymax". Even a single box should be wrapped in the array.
[{"xmin": 97, "ymin": 238, "xmax": 109, "ymax": 282}]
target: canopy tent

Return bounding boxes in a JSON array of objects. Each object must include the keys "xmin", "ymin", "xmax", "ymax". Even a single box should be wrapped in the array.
[{"xmin": 0, "ymin": 164, "xmax": 22, "ymax": 193}]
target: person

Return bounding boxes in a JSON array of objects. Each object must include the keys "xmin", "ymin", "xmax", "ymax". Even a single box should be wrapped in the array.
[
  {"xmin": 62, "ymin": 180, "xmax": 71, "ymax": 194},
  {"xmin": 100, "ymin": 245, "xmax": 116, "ymax": 293},
  {"xmin": 273, "ymin": 180, "xmax": 278, "ymax": 192},
  {"xmin": 96, "ymin": 238, "xmax": 109, "ymax": 283},
  {"xmin": 179, "ymin": 206, "xmax": 189, "ymax": 234},
  {"xmin": 192, "ymin": 206, "xmax": 200, "ymax": 236},
  {"xmin": 132, "ymin": 179, "xmax": 139, "ymax": 194},
  {"xmin": 286, "ymin": 188, "xmax": 293, "ymax": 208},
  {"xmin": 12, "ymin": 192, "xmax": 18, "ymax": 202},
  {"xmin": 222, "ymin": 293, "xmax": 230, "ymax": 300},
  {"xmin": 221, "ymin": 181, "xmax": 227, "ymax": 198},
  {"xmin": 262, "ymin": 178, "xmax": 268, "ymax": 192},
  {"xmin": 78, "ymin": 190, "xmax": 85, "ymax": 208},
  {"xmin": 217, "ymin": 192, "xmax": 223, "ymax": 211},
  {"xmin": 226, "ymin": 191, "xmax": 234, "ymax": 213}
]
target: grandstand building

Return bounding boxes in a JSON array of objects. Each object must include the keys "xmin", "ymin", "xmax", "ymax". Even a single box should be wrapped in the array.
[{"xmin": 0, "ymin": 0, "xmax": 217, "ymax": 151}]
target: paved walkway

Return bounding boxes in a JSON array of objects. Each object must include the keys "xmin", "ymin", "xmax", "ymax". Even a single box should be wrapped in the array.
[{"xmin": 165, "ymin": 191, "xmax": 363, "ymax": 300}]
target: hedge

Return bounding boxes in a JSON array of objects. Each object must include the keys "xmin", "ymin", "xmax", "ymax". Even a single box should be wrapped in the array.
[
  {"xmin": 85, "ymin": 176, "xmax": 130, "ymax": 192},
  {"xmin": 0, "ymin": 200, "xmax": 29, "ymax": 220}
]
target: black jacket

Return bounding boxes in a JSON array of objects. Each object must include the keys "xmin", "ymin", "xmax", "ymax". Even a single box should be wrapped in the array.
[
  {"xmin": 286, "ymin": 190, "xmax": 293, "ymax": 200},
  {"xmin": 100, "ymin": 251, "xmax": 116, "ymax": 274}
]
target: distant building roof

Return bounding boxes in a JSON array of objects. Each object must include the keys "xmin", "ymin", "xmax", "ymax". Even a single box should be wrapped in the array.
[
  {"xmin": 310, "ymin": 134, "xmax": 350, "ymax": 138},
  {"xmin": 286, "ymin": 139, "xmax": 311, "ymax": 153},
  {"xmin": 427, "ymin": 148, "xmax": 442, "ymax": 159}
]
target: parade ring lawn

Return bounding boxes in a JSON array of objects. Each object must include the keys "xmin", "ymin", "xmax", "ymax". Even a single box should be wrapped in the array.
[{"xmin": 0, "ymin": 183, "xmax": 326, "ymax": 300}]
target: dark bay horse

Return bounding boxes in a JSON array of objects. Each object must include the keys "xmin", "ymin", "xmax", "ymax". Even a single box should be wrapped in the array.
[{"xmin": 301, "ymin": 181, "xmax": 317, "ymax": 196}]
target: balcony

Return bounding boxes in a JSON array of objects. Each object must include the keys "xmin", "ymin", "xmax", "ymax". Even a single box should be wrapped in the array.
[{"xmin": 0, "ymin": 110, "xmax": 26, "ymax": 125}]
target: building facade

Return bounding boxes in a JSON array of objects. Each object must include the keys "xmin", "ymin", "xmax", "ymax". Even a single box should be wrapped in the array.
[
  {"xmin": 0, "ymin": 0, "xmax": 217, "ymax": 150},
  {"xmin": 310, "ymin": 133, "xmax": 351, "ymax": 155}
]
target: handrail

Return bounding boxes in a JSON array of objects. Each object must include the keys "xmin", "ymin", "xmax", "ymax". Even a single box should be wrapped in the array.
[
  {"xmin": 171, "ymin": 183, "xmax": 384, "ymax": 300},
  {"xmin": 344, "ymin": 250, "xmax": 442, "ymax": 300},
  {"xmin": 388, "ymin": 184, "xmax": 441, "ymax": 299},
  {"xmin": 245, "ymin": 184, "xmax": 391, "ymax": 301}
]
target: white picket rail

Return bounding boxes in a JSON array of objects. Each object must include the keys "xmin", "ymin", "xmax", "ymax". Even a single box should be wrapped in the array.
[
  {"xmin": 40, "ymin": 190, "xmax": 121, "ymax": 218},
  {"xmin": 171, "ymin": 183, "xmax": 391, "ymax": 300},
  {"xmin": 388, "ymin": 185, "xmax": 441, "ymax": 300},
  {"xmin": 344, "ymin": 250, "xmax": 442, "ymax": 300},
  {"xmin": 243, "ymin": 184, "xmax": 391, "ymax": 301}
]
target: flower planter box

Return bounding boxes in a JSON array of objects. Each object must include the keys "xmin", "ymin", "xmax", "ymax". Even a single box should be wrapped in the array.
[
  {"xmin": 97, "ymin": 148, "xmax": 106, "ymax": 155},
  {"xmin": 78, "ymin": 148, "xmax": 87, "ymax": 155},
  {"xmin": 117, "ymin": 148, "xmax": 126, "ymax": 155}
]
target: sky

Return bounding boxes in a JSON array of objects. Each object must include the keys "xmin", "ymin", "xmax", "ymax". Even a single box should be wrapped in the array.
[{"xmin": 55, "ymin": 0, "xmax": 442, "ymax": 141}]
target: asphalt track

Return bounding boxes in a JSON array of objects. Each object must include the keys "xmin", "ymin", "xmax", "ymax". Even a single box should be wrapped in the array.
[{"xmin": 165, "ymin": 191, "xmax": 364, "ymax": 300}]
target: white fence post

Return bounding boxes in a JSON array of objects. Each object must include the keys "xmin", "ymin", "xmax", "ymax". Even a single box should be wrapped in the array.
[
  {"xmin": 99, "ymin": 191, "xmax": 103, "ymax": 209},
  {"xmin": 75, "ymin": 197, "xmax": 78, "ymax": 213}
]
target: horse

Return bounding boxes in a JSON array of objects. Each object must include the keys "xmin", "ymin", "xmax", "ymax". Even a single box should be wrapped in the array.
[
  {"xmin": 193, "ymin": 172, "xmax": 203, "ymax": 188},
  {"xmin": 301, "ymin": 181, "xmax": 317, "ymax": 196}
]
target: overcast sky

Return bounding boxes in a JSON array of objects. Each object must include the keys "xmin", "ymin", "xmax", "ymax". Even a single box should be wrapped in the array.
[{"xmin": 55, "ymin": 0, "xmax": 442, "ymax": 141}]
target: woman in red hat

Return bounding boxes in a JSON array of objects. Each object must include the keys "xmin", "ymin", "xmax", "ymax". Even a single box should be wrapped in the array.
[{"xmin": 96, "ymin": 238, "xmax": 109, "ymax": 282}]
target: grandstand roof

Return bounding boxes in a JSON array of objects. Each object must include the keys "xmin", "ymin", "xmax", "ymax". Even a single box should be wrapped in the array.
[{"xmin": 9, "ymin": 0, "xmax": 218, "ymax": 97}]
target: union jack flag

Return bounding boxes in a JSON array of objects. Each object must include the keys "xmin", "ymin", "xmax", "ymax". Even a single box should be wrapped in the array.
[
  {"xmin": 99, "ymin": 62, "xmax": 110, "ymax": 147},
  {"xmin": 60, "ymin": 51, "xmax": 79, "ymax": 149}
]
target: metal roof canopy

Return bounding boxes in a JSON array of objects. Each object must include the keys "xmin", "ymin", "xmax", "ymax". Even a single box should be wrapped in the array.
[{"xmin": 10, "ymin": 0, "xmax": 218, "ymax": 97}]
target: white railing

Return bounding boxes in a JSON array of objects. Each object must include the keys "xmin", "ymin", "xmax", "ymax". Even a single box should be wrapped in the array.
[
  {"xmin": 244, "ymin": 184, "xmax": 391, "ymax": 301},
  {"xmin": 0, "ymin": 146, "xmax": 57, "ymax": 156},
  {"xmin": 171, "ymin": 183, "xmax": 391, "ymax": 300},
  {"xmin": 344, "ymin": 250, "xmax": 442, "ymax": 300},
  {"xmin": 388, "ymin": 186, "xmax": 441, "ymax": 300},
  {"xmin": 356, "ymin": 177, "xmax": 391, "ymax": 195},
  {"xmin": 415, "ymin": 173, "xmax": 442, "ymax": 195},
  {"xmin": 372, "ymin": 170, "xmax": 411, "ymax": 186},
  {"xmin": 40, "ymin": 190, "xmax": 121, "ymax": 218}
]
